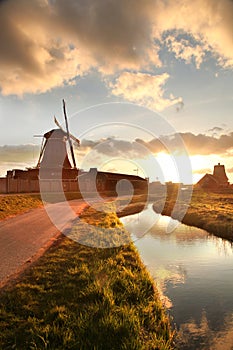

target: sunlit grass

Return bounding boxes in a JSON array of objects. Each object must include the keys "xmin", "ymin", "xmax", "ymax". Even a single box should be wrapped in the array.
[
  {"xmin": 0, "ymin": 204, "xmax": 174, "ymax": 349},
  {"xmin": 153, "ymin": 189, "xmax": 233, "ymax": 241},
  {"xmin": 0, "ymin": 194, "xmax": 42, "ymax": 221}
]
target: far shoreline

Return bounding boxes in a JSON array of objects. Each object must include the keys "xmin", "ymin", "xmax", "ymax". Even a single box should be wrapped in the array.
[{"xmin": 152, "ymin": 188, "xmax": 233, "ymax": 243}]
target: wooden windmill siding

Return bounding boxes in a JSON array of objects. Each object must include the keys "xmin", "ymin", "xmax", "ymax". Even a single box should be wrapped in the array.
[{"xmin": 39, "ymin": 129, "xmax": 78, "ymax": 180}]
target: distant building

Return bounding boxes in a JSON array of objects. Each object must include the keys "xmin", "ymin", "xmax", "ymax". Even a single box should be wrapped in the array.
[
  {"xmin": 197, "ymin": 163, "xmax": 230, "ymax": 190},
  {"xmin": 148, "ymin": 181, "xmax": 165, "ymax": 194},
  {"xmin": 78, "ymin": 168, "xmax": 148, "ymax": 194}
]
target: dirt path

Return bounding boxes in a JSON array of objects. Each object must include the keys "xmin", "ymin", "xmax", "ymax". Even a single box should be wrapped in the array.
[{"xmin": 0, "ymin": 200, "xmax": 87, "ymax": 287}]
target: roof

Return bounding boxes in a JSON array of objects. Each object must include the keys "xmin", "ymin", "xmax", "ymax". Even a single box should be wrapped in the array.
[
  {"xmin": 197, "ymin": 173, "xmax": 226, "ymax": 187},
  {"xmin": 82, "ymin": 168, "xmax": 147, "ymax": 182},
  {"xmin": 43, "ymin": 129, "xmax": 66, "ymax": 139},
  {"xmin": 97, "ymin": 171, "xmax": 147, "ymax": 182},
  {"xmin": 199, "ymin": 174, "xmax": 219, "ymax": 184}
]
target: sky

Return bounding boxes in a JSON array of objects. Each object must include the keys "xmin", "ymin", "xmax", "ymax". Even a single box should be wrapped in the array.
[{"xmin": 0, "ymin": 0, "xmax": 233, "ymax": 184}]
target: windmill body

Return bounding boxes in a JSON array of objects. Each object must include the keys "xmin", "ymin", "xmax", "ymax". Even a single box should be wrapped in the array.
[
  {"xmin": 39, "ymin": 128, "xmax": 78, "ymax": 179},
  {"xmin": 40, "ymin": 129, "xmax": 72, "ymax": 169},
  {"xmin": 37, "ymin": 100, "xmax": 79, "ymax": 180},
  {"xmin": 7, "ymin": 101, "xmax": 79, "ymax": 181}
]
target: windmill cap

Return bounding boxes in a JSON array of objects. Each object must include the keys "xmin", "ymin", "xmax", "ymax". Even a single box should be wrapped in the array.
[{"xmin": 44, "ymin": 129, "xmax": 66, "ymax": 139}]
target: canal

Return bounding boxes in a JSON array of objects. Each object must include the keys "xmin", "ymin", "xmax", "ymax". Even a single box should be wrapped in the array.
[{"xmin": 121, "ymin": 204, "xmax": 233, "ymax": 350}]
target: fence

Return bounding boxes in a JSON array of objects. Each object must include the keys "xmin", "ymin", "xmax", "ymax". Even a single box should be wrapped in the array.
[
  {"xmin": 0, "ymin": 178, "xmax": 7, "ymax": 193},
  {"xmin": 0, "ymin": 178, "xmax": 80, "ymax": 194}
]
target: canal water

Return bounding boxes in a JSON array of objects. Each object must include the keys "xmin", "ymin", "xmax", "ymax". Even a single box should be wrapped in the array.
[{"xmin": 120, "ymin": 204, "xmax": 233, "ymax": 350}]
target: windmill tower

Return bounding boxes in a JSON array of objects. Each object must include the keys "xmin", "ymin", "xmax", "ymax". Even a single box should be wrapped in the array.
[
  {"xmin": 39, "ymin": 129, "xmax": 72, "ymax": 169},
  {"xmin": 38, "ymin": 100, "xmax": 80, "ymax": 179},
  {"xmin": 213, "ymin": 163, "xmax": 229, "ymax": 187}
]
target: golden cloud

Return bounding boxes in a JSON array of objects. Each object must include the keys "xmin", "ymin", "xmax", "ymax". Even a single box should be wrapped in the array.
[
  {"xmin": 81, "ymin": 131, "xmax": 233, "ymax": 158},
  {"xmin": 109, "ymin": 72, "xmax": 182, "ymax": 111},
  {"xmin": 0, "ymin": 0, "xmax": 232, "ymax": 96}
]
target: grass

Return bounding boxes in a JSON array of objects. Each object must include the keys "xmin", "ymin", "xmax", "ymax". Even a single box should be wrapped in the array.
[
  {"xmin": 0, "ymin": 203, "xmax": 174, "ymax": 350},
  {"xmin": 0, "ymin": 192, "xmax": 148, "ymax": 222},
  {"xmin": 0, "ymin": 194, "xmax": 42, "ymax": 221},
  {"xmin": 153, "ymin": 188, "xmax": 233, "ymax": 241}
]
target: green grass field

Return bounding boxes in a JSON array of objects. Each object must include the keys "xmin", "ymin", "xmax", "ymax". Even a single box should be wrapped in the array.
[{"xmin": 0, "ymin": 203, "xmax": 174, "ymax": 350}]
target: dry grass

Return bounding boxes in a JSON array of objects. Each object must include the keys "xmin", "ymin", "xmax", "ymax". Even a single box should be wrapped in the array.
[
  {"xmin": 153, "ymin": 188, "xmax": 233, "ymax": 241},
  {"xmin": 0, "ymin": 194, "xmax": 42, "ymax": 221}
]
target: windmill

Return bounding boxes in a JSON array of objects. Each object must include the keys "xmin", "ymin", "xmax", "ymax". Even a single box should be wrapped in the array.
[{"xmin": 37, "ymin": 100, "xmax": 80, "ymax": 175}]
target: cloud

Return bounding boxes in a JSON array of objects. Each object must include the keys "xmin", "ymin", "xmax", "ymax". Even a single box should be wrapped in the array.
[
  {"xmin": 0, "ymin": 0, "xmax": 233, "ymax": 96},
  {"xmin": 165, "ymin": 35, "xmax": 208, "ymax": 69},
  {"xmin": 50, "ymin": 0, "xmax": 158, "ymax": 71},
  {"xmin": 139, "ymin": 132, "xmax": 233, "ymax": 156},
  {"xmin": 192, "ymin": 168, "xmax": 212, "ymax": 175},
  {"xmin": 157, "ymin": 0, "xmax": 233, "ymax": 68},
  {"xmin": 227, "ymin": 167, "xmax": 233, "ymax": 173},
  {"xmin": 3, "ymin": 132, "xmax": 230, "ymax": 167},
  {"xmin": 109, "ymin": 72, "xmax": 182, "ymax": 111},
  {"xmin": 80, "ymin": 137, "xmax": 150, "ymax": 159},
  {"xmin": 0, "ymin": 0, "xmax": 96, "ymax": 95},
  {"xmin": 0, "ymin": 144, "xmax": 40, "ymax": 163},
  {"xmin": 176, "ymin": 100, "xmax": 184, "ymax": 112},
  {"xmin": 208, "ymin": 127, "xmax": 224, "ymax": 133},
  {"xmin": 1, "ymin": 131, "xmax": 232, "ymax": 177},
  {"xmin": 81, "ymin": 131, "xmax": 233, "ymax": 158},
  {"xmin": 0, "ymin": 0, "xmax": 157, "ymax": 95},
  {"xmin": 79, "ymin": 139, "xmax": 101, "ymax": 151},
  {"xmin": 0, "ymin": 144, "xmax": 40, "ymax": 176}
]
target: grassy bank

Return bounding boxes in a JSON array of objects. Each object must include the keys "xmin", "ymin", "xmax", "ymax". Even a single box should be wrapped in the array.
[
  {"xmin": 0, "ymin": 192, "xmax": 148, "ymax": 222},
  {"xmin": 0, "ymin": 204, "xmax": 173, "ymax": 350},
  {"xmin": 153, "ymin": 189, "xmax": 233, "ymax": 241},
  {"xmin": 0, "ymin": 194, "xmax": 42, "ymax": 221}
]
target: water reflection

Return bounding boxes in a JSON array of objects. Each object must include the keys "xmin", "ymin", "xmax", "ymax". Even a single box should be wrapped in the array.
[
  {"xmin": 150, "ymin": 264, "xmax": 187, "ymax": 309},
  {"xmin": 121, "ymin": 204, "xmax": 233, "ymax": 350},
  {"xmin": 177, "ymin": 311, "xmax": 233, "ymax": 350}
]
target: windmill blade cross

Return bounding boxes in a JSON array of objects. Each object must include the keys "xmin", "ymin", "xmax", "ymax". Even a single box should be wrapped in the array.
[
  {"xmin": 62, "ymin": 99, "xmax": 77, "ymax": 168},
  {"xmin": 37, "ymin": 138, "xmax": 47, "ymax": 168},
  {"xmin": 54, "ymin": 116, "xmax": 80, "ymax": 145},
  {"xmin": 54, "ymin": 116, "xmax": 65, "ymax": 133}
]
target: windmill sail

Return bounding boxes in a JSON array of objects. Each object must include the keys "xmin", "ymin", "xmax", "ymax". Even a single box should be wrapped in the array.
[
  {"xmin": 54, "ymin": 116, "xmax": 80, "ymax": 145},
  {"xmin": 37, "ymin": 138, "xmax": 47, "ymax": 167},
  {"xmin": 62, "ymin": 99, "xmax": 77, "ymax": 168}
]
